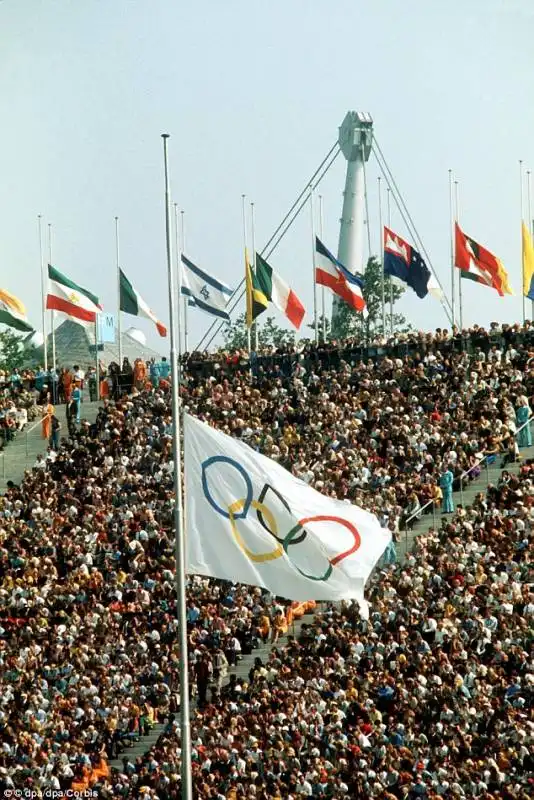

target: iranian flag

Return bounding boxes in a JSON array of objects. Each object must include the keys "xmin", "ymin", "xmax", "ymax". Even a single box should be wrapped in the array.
[
  {"xmin": 254, "ymin": 253, "xmax": 305, "ymax": 329},
  {"xmin": 46, "ymin": 265, "xmax": 101, "ymax": 325},
  {"xmin": 120, "ymin": 269, "xmax": 167, "ymax": 337}
]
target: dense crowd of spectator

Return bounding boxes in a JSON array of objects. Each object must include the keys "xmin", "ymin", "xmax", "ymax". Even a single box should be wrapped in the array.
[{"xmin": 0, "ymin": 324, "xmax": 532, "ymax": 798}]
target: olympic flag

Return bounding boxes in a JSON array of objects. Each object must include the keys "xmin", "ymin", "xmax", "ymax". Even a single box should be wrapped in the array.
[{"xmin": 184, "ymin": 414, "xmax": 391, "ymax": 617}]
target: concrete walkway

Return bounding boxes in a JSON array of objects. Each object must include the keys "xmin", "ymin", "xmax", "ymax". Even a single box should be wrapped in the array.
[{"xmin": 0, "ymin": 400, "xmax": 101, "ymax": 492}]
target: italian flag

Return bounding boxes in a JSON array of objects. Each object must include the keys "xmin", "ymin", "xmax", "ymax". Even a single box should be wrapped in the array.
[
  {"xmin": 255, "ymin": 253, "xmax": 305, "ymax": 329},
  {"xmin": 120, "ymin": 269, "xmax": 167, "ymax": 337},
  {"xmin": 46, "ymin": 264, "xmax": 101, "ymax": 325},
  {"xmin": 0, "ymin": 288, "xmax": 33, "ymax": 332}
]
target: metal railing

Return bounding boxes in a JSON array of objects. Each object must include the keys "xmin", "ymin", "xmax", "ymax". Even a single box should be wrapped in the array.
[{"xmin": 400, "ymin": 414, "xmax": 533, "ymax": 553}]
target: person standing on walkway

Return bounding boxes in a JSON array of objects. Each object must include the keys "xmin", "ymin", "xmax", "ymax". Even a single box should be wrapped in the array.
[
  {"xmin": 439, "ymin": 464, "xmax": 455, "ymax": 514},
  {"xmin": 50, "ymin": 414, "xmax": 61, "ymax": 450},
  {"xmin": 516, "ymin": 395, "xmax": 532, "ymax": 448},
  {"xmin": 41, "ymin": 397, "xmax": 54, "ymax": 440},
  {"xmin": 195, "ymin": 652, "xmax": 212, "ymax": 708},
  {"xmin": 72, "ymin": 382, "xmax": 82, "ymax": 424}
]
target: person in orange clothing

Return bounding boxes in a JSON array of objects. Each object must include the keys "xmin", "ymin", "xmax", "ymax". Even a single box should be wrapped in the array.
[
  {"xmin": 62, "ymin": 367, "xmax": 73, "ymax": 403},
  {"xmin": 133, "ymin": 358, "xmax": 147, "ymax": 391},
  {"xmin": 41, "ymin": 398, "xmax": 54, "ymax": 439}
]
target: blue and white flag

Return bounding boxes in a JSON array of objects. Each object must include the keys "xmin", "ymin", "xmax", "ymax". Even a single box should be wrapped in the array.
[{"xmin": 180, "ymin": 254, "xmax": 233, "ymax": 320}]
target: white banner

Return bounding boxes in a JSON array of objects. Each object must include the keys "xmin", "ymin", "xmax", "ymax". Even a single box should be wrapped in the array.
[{"xmin": 184, "ymin": 414, "xmax": 391, "ymax": 617}]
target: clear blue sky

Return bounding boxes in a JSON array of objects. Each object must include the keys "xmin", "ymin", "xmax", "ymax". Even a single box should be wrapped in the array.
[{"xmin": 1, "ymin": 0, "xmax": 533, "ymax": 351}]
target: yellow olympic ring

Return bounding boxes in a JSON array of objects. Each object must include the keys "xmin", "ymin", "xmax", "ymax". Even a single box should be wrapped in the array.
[{"xmin": 229, "ymin": 498, "xmax": 284, "ymax": 563}]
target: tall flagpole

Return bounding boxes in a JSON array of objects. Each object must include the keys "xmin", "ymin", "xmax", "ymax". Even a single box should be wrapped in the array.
[
  {"xmin": 528, "ymin": 170, "xmax": 533, "ymax": 320},
  {"xmin": 161, "ymin": 134, "xmax": 192, "ymax": 800},
  {"xmin": 48, "ymin": 224, "xmax": 56, "ymax": 374},
  {"xmin": 250, "ymin": 202, "xmax": 258, "ymax": 351},
  {"xmin": 387, "ymin": 187, "xmax": 393, "ymax": 336},
  {"xmin": 520, "ymin": 160, "xmax": 525, "ymax": 324},
  {"xmin": 318, "ymin": 195, "xmax": 326, "ymax": 341},
  {"xmin": 241, "ymin": 194, "xmax": 251, "ymax": 353},
  {"xmin": 180, "ymin": 210, "xmax": 189, "ymax": 352},
  {"xmin": 378, "ymin": 176, "xmax": 385, "ymax": 337},
  {"xmin": 38, "ymin": 215, "xmax": 48, "ymax": 372},
  {"xmin": 310, "ymin": 183, "xmax": 318, "ymax": 344},
  {"xmin": 115, "ymin": 217, "xmax": 122, "ymax": 364},
  {"xmin": 455, "ymin": 181, "xmax": 463, "ymax": 331},
  {"xmin": 448, "ymin": 169, "xmax": 456, "ymax": 330}
]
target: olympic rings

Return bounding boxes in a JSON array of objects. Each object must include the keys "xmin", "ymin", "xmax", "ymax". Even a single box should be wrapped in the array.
[
  {"xmin": 201, "ymin": 457, "xmax": 362, "ymax": 582},
  {"xmin": 229, "ymin": 499, "xmax": 284, "ymax": 562},
  {"xmin": 201, "ymin": 456, "xmax": 253, "ymax": 519},
  {"xmin": 256, "ymin": 484, "xmax": 307, "ymax": 545}
]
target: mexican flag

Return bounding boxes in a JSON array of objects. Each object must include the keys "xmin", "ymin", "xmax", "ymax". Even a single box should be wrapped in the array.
[
  {"xmin": 120, "ymin": 269, "xmax": 167, "ymax": 337},
  {"xmin": 0, "ymin": 289, "xmax": 33, "ymax": 332},
  {"xmin": 46, "ymin": 264, "xmax": 101, "ymax": 325},
  {"xmin": 255, "ymin": 253, "xmax": 306, "ymax": 329}
]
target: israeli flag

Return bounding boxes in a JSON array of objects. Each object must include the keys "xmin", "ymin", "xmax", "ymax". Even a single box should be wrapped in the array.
[{"xmin": 180, "ymin": 255, "xmax": 233, "ymax": 320}]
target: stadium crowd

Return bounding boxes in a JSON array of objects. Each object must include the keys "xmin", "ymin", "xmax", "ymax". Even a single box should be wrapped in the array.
[{"xmin": 0, "ymin": 327, "xmax": 532, "ymax": 799}]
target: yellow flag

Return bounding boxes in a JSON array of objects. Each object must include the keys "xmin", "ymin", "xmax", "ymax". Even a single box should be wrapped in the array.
[
  {"xmin": 523, "ymin": 222, "xmax": 534, "ymax": 299},
  {"xmin": 245, "ymin": 249, "xmax": 253, "ymax": 328}
]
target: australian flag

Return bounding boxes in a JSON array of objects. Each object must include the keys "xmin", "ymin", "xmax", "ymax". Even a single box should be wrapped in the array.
[{"xmin": 383, "ymin": 227, "xmax": 432, "ymax": 299}]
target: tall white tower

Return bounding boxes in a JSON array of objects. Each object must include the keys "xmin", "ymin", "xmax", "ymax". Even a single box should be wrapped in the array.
[{"xmin": 333, "ymin": 111, "xmax": 373, "ymax": 318}]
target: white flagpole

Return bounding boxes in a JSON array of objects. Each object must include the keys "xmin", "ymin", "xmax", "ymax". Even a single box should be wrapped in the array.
[
  {"xmin": 241, "ymin": 194, "xmax": 251, "ymax": 353},
  {"xmin": 115, "ymin": 216, "xmax": 122, "ymax": 364},
  {"xmin": 387, "ymin": 187, "xmax": 393, "ymax": 336},
  {"xmin": 161, "ymin": 134, "xmax": 192, "ymax": 800},
  {"xmin": 38, "ymin": 215, "xmax": 48, "ymax": 372},
  {"xmin": 448, "ymin": 169, "xmax": 456, "ymax": 330},
  {"xmin": 250, "ymin": 201, "xmax": 258, "ymax": 351},
  {"xmin": 520, "ymin": 160, "xmax": 525, "ymax": 324},
  {"xmin": 455, "ymin": 181, "xmax": 463, "ymax": 331},
  {"xmin": 310, "ymin": 183, "xmax": 318, "ymax": 344},
  {"xmin": 378, "ymin": 176, "xmax": 385, "ymax": 337},
  {"xmin": 48, "ymin": 223, "xmax": 56, "ymax": 374},
  {"xmin": 528, "ymin": 170, "xmax": 533, "ymax": 320},
  {"xmin": 180, "ymin": 210, "xmax": 189, "ymax": 352},
  {"xmin": 94, "ymin": 317, "xmax": 100, "ymax": 401},
  {"xmin": 318, "ymin": 194, "xmax": 326, "ymax": 341}
]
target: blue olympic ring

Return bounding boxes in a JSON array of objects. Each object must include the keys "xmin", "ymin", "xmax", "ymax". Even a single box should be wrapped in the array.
[{"xmin": 201, "ymin": 456, "xmax": 253, "ymax": 520}]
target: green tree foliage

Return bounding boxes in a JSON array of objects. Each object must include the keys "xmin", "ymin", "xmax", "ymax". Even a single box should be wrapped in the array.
[
  {"xmin": 330, "ymin": 256, "xmax": 411, "ymax": 342},
  {"xmin": 222, "ymin": 314, "xmax": 296, "ymax": 351},
  {"xmin": 0, "ymin": 329, "xmax": 25, "ymax": 372}
]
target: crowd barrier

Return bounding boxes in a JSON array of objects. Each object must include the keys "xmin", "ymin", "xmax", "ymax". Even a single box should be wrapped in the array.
[{"xmin": 185, "ymin": 328, "xmax": 534, "ymax": 380}]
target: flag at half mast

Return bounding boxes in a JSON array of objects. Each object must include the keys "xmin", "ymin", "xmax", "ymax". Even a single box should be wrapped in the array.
[
  {"xmin": 245, "ymin": 250, "xmax": 268, "ymax": 328},
  {"xmin": 46, "ymin": 265, "xmax": 101, "ymax": 326},
  {"xmin": 120, "ymin": 269, "xmax": 167, "ymax": 337},
  {"xmin": 455, "ymin": 223, "xmax": 513, "ymax": 296},
  {"xmin": 0, "ymin": 289, "xmax": 33, "ymax": 332},
  {"xmin": 254, "ymin": 253, "xmax": 305, "ymax": 329}
]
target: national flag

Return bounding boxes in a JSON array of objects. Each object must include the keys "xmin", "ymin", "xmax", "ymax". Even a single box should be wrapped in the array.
[
  {"xmin": 184, "ymin": 413, "xmax": 391, "ymax": 617},
  {"xmin": 180, "ymin": 254, "xmax": 233, "ymax": 320},
  {"xmin": 119, "ymin": 269, "xmax": 167, "ymax": 337},
  {"xmin": 254, "ymin": 253, "xmax": 305, "ymax": 329},
  {"xmin": 454, "ymin": 223, "xmax": 512, "ymax": 296},
  {"xmin": 314, "ymin": 237, "xmax": 366, "ymax": 312},
  {"xmin": 383, "ymin": 227, "xmax": 443, "ymax": 300},
  {"xmin": 245, "ymin": 251, "xmax": 268, "ymax": 328},
  {"xmin": 46, "ymin": 265, "xmax": 101, "ymax": 326},
  {"xmin": 0, "ymin": 289, "xmax": 33, "ymax": 332},
  {"xmin": 522, "ymin": 222, "xmax": 534, "ymax": 301}
]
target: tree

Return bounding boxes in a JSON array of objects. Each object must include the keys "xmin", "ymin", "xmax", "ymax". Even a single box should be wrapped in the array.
[
  {"xmin": 221, "ymin": 313, "xmax": 296, "ymax": 351},
  {"xmin": 307, "ymin": 314, "xmax": 331, "ymax": 342},
  {"xmin": 330, "ymin": 256, "xmax": 411, "ymax": 342},
  {"xmin": 0, "ymin": 329, "xmax": 25, "ymax": 372}
]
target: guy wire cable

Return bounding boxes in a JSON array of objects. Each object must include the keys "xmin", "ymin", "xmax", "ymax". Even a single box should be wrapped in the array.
[
  {"xmin": 194, "ymin": 142, "xmax": 341, "ymax": 352},
  {"xmin": 372, "ymin": 138, "xmax": 453, "ymax": 324}
]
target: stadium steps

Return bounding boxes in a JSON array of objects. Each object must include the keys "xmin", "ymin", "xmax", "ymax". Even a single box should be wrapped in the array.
[
  {"xmin": 0, "ymin": 400, "xmax": 101, "ymax": 492},
  {"xmin": 397, "ymin": 432, "xmax": 534, "ymax": 561},
  {"xmin": 109, "ymin": 613, "xmax": 311, "ymax": 772}
]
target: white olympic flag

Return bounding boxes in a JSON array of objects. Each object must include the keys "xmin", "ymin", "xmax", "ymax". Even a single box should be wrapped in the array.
[{"xmin": 184, "ymin": 414, "xmax": 391, "ymax": 617}]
